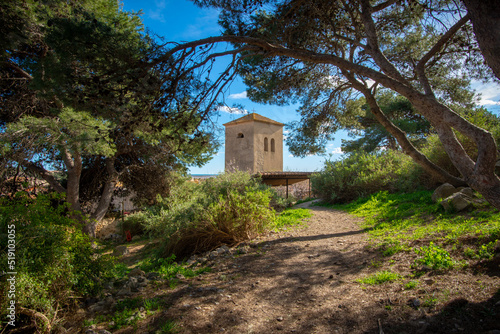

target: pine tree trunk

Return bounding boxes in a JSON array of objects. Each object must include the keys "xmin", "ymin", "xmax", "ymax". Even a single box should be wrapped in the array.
[
  {"xmin": 90, "ymin": 158, "xmax": 118, "ymax": 223},
  {"xmin": 462, "ymin": 0, "xmax": 500, "ymax": 81}
]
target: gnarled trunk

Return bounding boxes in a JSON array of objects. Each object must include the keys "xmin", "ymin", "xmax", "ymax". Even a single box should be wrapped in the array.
[{"xmin": 462, "ymin": 0, "xmax": 500, "ymax": 81}]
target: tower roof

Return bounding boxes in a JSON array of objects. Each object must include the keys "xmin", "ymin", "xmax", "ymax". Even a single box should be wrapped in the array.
[{"xmin": 223, "ymin": 113, "xmax": 284, "ymax": 127}]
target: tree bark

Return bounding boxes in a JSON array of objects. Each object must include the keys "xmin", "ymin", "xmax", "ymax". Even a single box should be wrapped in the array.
[
  {"xmin": 61, "ymin": 147, "xmax": 82, "ymax": 213},
  {"xmin": 462, "ymin": 0, "xmax": 500, "ymax": 81},
  {"xmin": 90, "ymin": 157, "xmax": 118, "ymax": 223}
]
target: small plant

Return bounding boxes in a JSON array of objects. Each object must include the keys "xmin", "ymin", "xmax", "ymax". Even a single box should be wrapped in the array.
[
  {"xmin": 381, "ymin": 241, "xmax": 405, "ymax": 256},
  {"xmin": 144, "ymin": 298, "xmax": 163, "ymax": 314},
  {"xmin": 357, "ymin": 270, "xmax": 402, "ymax": 285},
  {"xmin": 404, "ymin": 280, "xmax": 419, "ymax": 290},
  {"xmin": 155, "ymin": 319, "xmax": 179, "ymax": 334},
  {"xmin": 111, "ymin": 308, "xmax": 138, "ymax": 329},
  {"xmin": 415, "ymin": 242, "xmax": 455, "ymax": 270},
  {"xmin": 422, "ymin": 297, "xmax": 438, "ymax": 308}
]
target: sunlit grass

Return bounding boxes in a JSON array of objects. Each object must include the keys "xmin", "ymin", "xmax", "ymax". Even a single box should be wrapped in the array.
[
  {"xmin": 328, "ymin": 190, "xmax": 500, "ymax": 259},
  {"xmin": 357, "ymin": 270, "xmax": 402, "ymax": 285},
  {"xmin": 269, "ymin": 208, "xmax": 312, "ymax": 231}
]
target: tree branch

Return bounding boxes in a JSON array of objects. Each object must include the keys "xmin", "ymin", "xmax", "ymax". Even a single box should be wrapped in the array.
[
  {"xmin": 21, "ymin": 160, "xmax": 66, "ymax": 193},
  {"xmin": 2, "ymin": 60, "xmax": 34, "ymax": 80},
  {"xmin": 415, "ymin": 14, "xmax": 470, "ymax": 95}
]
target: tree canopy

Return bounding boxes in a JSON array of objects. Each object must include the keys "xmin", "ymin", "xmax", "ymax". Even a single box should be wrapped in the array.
[
  {"xmin": 152, "ymin": 0, "xmax": 500, "ymax": 208},
  {"xmin": 0, "ymin": 0, "xmax": 217, "ymax": 235}
]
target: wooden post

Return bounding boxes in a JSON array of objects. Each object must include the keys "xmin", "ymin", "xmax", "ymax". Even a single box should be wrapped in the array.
[{"xmin": 286, "ymin": 178, "xmax": 289, "ymax": 198}]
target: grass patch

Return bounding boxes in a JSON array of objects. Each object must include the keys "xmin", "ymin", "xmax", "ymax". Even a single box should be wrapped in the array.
[
  {"xmin": 357, "ymin": 270, "xmax": 402, "ymax": 285},
  {"xmin": 154, "ymin": 319, "xmax": 179, "ymax": 333},
  {"xmin": 139, "ymin": 254, "xmax": 211, "ymax": 279},
  {"xmin": 330, "ymin": 191, "xmax": 500, "ymax": 261},
  {"xmin": 270, "ymin": 208, "xmax": 312, "ymax": 231},
  {"xmin": 404, "ymin": 280, "xmax": 419, "ymax": 290}
]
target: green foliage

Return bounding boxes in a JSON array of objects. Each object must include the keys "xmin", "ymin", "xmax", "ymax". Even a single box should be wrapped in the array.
[
  {"xmin": 414, "ymin": 242, "xmax": 456, "ymax": 270},
  {"xmin": 357, "ymin": 270, "xmax": 402, "ymax": 285},
  {"xmin": 139, "ymin": 255, "xmax": 211, "ymax": 279},
  {"xmin": 342, "ymin": 91, "xmax": 431, "ymax": 153},
  {"xmin": 270, "ymin": 208, "xmax": 312, "ymax": 231},
  {"xmin": 463, "ymin": 240, "xmax": 498, "ymax": 260},
  {"xmin": 312, "ymin": 150, "xmax": 428, "ymax": 204},
  {"xmin": 131, "ymin": 172, "xmax": 285, "ymax": 257},
  {"xmin": 1, "ymin": 0, "xmax": 217, "ymax": 220},
  {"xmin": 404, "ymin": 280, "xmax": 419, "ymax": 290},
  {"xmin": 332, "ymin": 190, "xmax": 500, "ymax": 265},
  {"xmin": 155, "ymin": 320, "xmax": 179, "ymax": 334},
  {"xmin": 0, "ymin": 192, "xmax": 113, "ymax": 328}
]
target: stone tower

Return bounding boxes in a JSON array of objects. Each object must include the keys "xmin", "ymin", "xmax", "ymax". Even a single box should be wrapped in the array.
[{"xmin": 223, "ymin": 113, "xmax": 283, "ymax": 173}]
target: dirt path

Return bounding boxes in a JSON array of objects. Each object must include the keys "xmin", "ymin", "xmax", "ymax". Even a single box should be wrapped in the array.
[
  {"xmin": 138, "ymin": 202, "xmax": 384, "ymax": 333},
  {"xmin": 121, "ymin": 202, "xmax": 500, "ymax": 334}
]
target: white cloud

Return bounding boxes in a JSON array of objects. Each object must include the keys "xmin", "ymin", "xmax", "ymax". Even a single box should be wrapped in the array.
[
  {"xmin": 473, "ymin": 81, "xmax": 500, "ymax": 106},
  {"xmin": 331, "ymin": 147, "xmax": 343, "ymax": 154},
  {"xmin": 283, "ymin": 130, "xmax": 290, "ymax": 134},
  {"xmin": 181, "ymin": 9, "xmax": 220, "ymax": 39},
  {"xmin": 228, "ymin": 91, "xmax": 248, "ymax": 99},
  {"xmin": 217, "ymin": 106, "xmax": 247, "ymax": 114},
  {"xmin": 147, "ymin": 0, "xmax": 167, "ymax": 22}
]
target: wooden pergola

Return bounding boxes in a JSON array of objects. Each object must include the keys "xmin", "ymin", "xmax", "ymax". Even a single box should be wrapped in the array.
[{"xmin": 255, "ymin": 171, "xmax": 313, "ymax": 198}]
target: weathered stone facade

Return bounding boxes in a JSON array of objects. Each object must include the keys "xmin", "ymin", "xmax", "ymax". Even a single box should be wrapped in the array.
[{"xmin": 224, "ymin": 113, "xmax": 283, "ymax": 173}]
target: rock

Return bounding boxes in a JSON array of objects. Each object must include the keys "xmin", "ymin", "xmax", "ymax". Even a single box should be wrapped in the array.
[
  {"xmin": 216, "ymin": 245, "xmax": 230, "ymax": 255},
  {"xmin": 89, "ymin": 304, "xmax": 104, "ymax": 313},
  {"xmin": 97, "ymin": 330, "xmax": 112, "ymax": 334},
  {"xmin": 131, "ymin": 235, "xmax": 141, "ymax": 242},
  {"xmin": 209, "ymin": 251, "xmax": 219, "ymax": 259},
  {"xmin": 441, "ymin": 192, "xmax": 473, "ymax": 212},
  {"xmin": 277, "ymin": 316, "xmax": 284, "ymax": 322},
  {"xmin": 117, "ymin": 286, "xmax": 131, "ymax": 297},
  {"xmin": 432, "ymin": 183, "xmax": 457, "ymax": 203},
  {"xmin": 105, "ymin": 233, "xmax": 124, "ymax": 242},
  {"xmin": 113, "ymin": 245, "xmax": 129, "ymax": 257},
  {"xmin": 176, "ymin": 273, "xmax": 185, "ymax": 280},
  {"xmin": 146, "ymin": 272, "xmax": 160, "ymax": 280},
  {"xmin": 128, "ymin": 268, "xmax": 145, "ymax": 277},
  {"xmin": 458, "ymin": 187, "xmax": 475, "ymax": 198},
  {"xmin": 411, "ymin": 298, "xmax": 421, "ymax": 308}
]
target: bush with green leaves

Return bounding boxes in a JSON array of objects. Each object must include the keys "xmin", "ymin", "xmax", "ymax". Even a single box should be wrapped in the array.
[
  {"xmin": 131, "ymin": 171, "xmax": 294, "ymax": 257},
  {"xmin": 312, "ymin": 150, "xmax": 428, "ymax": 204},
  {"xmin": 0, "ymin": 192, "xmax": 113, "ymax": 331},
  {"xmin": 414, "ymin": 242, "xmax": 456, "ymax": 270}
]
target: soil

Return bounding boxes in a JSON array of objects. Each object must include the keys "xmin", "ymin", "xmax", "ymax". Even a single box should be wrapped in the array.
[{"xmin": 111, "ymin": 201, "xmax": 500, "ymax": 334}]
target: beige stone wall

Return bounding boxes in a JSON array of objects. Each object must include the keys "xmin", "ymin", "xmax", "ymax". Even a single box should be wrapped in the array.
[
  {"xmin": 254, "ymin": 122, "xmax": 283, "ymax": 172},
  {"xmin": 225, "ymin": 119, "xmax": 283, "ymax": 173},
  {"xmin": 225, "ymin": 122, "xmax": 255, "ymax": 172}
]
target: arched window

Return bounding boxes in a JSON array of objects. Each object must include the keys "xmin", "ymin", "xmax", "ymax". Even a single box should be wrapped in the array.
[
  {"xmin": 271, "ymin": 138, "xmax": 275, "ymax": 152},
  {"xmin": 237, "ymin": 133, "xmax": 244, "ymax": 138},
  {"xmin": 264, "ymin": 137, "xmax": 269, "ymax": 151}
]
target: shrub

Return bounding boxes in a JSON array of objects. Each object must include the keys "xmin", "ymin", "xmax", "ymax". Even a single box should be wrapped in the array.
[
  {"xmin": 165, "ymin": 187, "xmax": 276, "ymax": 257},
  {"xmin": 0, "ymin": 192, "xmax": 113, "ymax": 332},
  {"xmin": 414, "ymin": 242, "xmax": 456, "ymax": 270},
  {"xmin": 312, "ymin": 150, "xmax": 428, "ymax": 204},
  {"xmin": 131, "ymin": 171, "xmax": 281, "ymax": 258}
]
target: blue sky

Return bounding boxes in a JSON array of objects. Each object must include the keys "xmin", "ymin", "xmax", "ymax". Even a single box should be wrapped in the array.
[{"xmin": 121, "ymin": 0, "xmax": 500, "ymax": 174}]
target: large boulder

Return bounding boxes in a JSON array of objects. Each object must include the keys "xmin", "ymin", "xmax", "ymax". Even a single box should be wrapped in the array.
[
  {"xmin": 440, "ymin": 192, "xmax": 474, "ymax": 212},
  {"xmin": 431, "ymin": 183, "xmax": 458, "ymax": 203}
]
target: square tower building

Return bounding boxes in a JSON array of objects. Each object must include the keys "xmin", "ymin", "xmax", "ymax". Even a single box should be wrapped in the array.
[{"xmin": 223, "ymin": 113, "xmax": 283, "ymax": 173}]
